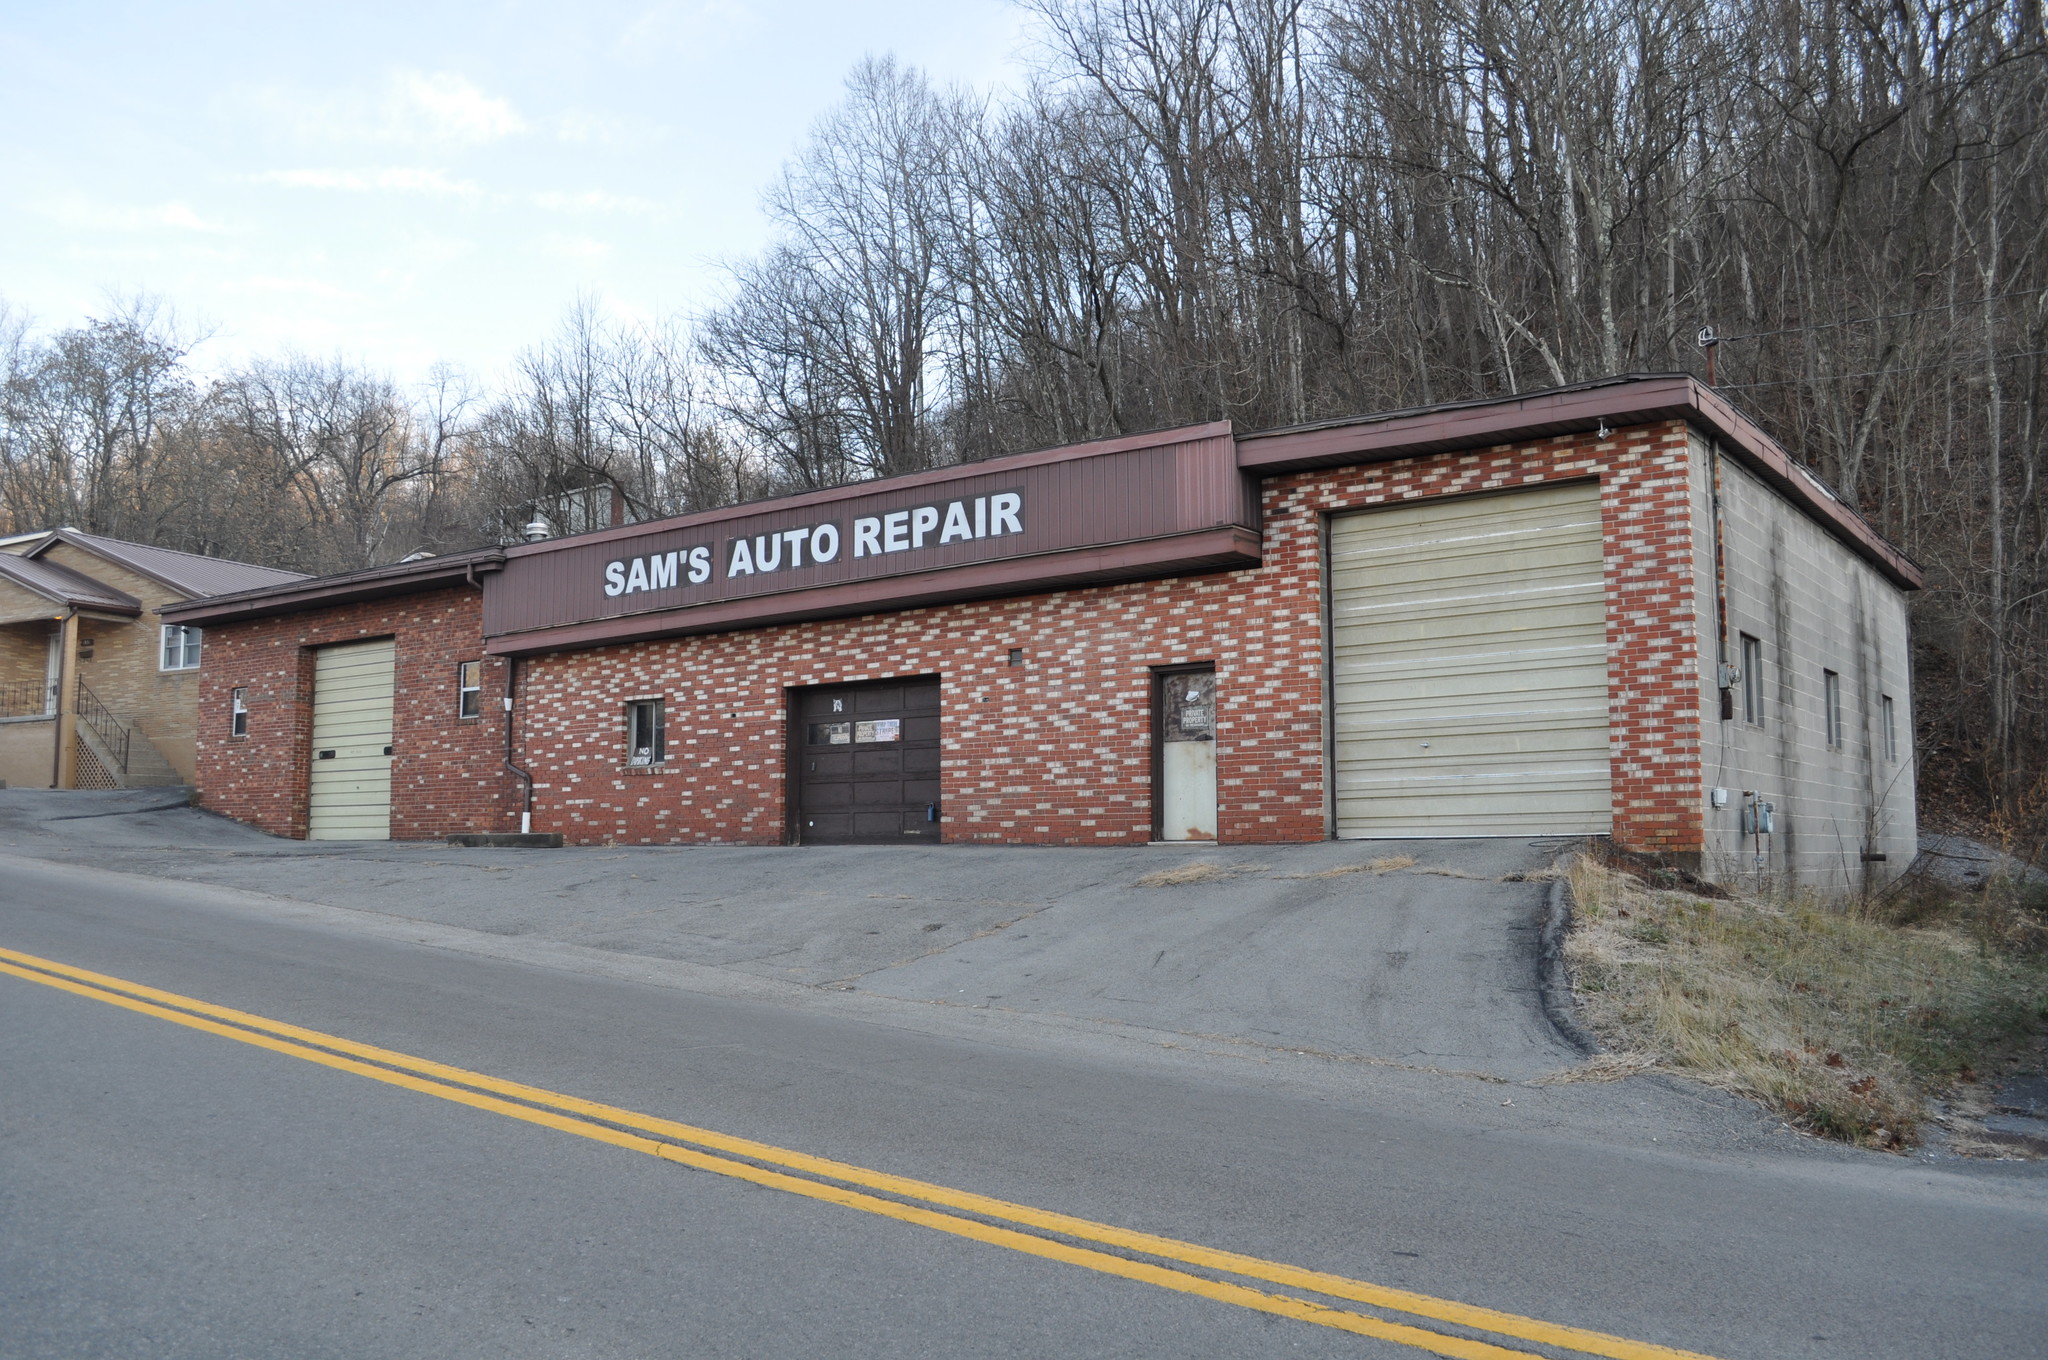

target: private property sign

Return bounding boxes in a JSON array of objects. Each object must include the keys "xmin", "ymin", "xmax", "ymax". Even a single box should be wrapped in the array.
[{"xmin": 482, "ymin": 423, "xmax": 1259, "ymax": 654}]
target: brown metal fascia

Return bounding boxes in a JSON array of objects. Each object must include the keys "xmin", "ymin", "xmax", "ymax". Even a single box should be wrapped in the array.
[
  {"xmin": 1236, "ymin": 375, "xmax": 1698, "ymax": 470},
  {"xmin": 486, "ymin": 525, "xmax": 1261, "ymax": 656},
  {"xmin": 1682, "ymin": 383, "xmax": 1924, "ymax": 590},
  {"xmin": 160, "ymin": 552, "xmax": 508, "ymax": 626},
  {"xmin": 1237, "ymin": 375, "xmax": 1923, "ymax": 591},
  {"xmin": 498, "ymin": 421, "xmax": 1239, "ymax": 562}
]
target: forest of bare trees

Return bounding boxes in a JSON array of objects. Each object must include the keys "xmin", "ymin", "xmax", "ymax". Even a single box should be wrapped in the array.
[{"xmin": 2, "ymin": 0, "xmax": 2042, "ymax": 834}]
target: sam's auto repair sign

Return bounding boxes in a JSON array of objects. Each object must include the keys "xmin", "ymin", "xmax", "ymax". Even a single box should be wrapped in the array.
[
  {"xmin": 601, "ymin": 492, "xmax": 1025, "ymax": 600},
  {"xmin": 481, "ymin": 424, "xmax": 1257, "ymax": 650}
]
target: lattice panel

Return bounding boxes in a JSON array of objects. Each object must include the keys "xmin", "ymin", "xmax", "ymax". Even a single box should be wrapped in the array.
[{"xmin": 74, "ymin": 740, "xmax": 119, "ymax": 790}]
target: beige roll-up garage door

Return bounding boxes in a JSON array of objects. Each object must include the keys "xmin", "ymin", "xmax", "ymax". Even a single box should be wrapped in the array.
[
  {"xmin": 1329, "ymin": 481, "xmax": 1611, "ymax": 837},
  {"xmin": 309, "ymin": 638, "xmax": 395, "ymax": 841}
]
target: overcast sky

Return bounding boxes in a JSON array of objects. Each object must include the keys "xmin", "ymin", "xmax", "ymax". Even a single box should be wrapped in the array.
[{"xmin": 0, "ymin": 1, "xmax": 1029, "ymax": 381}]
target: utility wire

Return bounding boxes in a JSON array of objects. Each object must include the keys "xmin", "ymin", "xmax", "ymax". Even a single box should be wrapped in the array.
[
  {"xmin": 1710, "ymin": 290, "xmax": 2042, "ymax": 344},
  {"xmin": 1716, "ymin": 346, "xmax": 2048, "ymax": 390}
]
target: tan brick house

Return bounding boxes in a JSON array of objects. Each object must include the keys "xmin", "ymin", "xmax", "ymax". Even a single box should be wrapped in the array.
[{"xmin": 0, "ymin": 530, "xmax": 304, "ymax": 789}]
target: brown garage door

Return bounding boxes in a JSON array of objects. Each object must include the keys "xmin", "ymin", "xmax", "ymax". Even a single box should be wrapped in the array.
[{"xmin": 793, "ymin": 677, "xmax": 941, "ymax": 844}]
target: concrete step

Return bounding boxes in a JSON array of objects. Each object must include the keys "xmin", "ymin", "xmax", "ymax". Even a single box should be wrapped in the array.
[{"xmin": 120, "ymin": 730, "xmax": 185, "ymax": 788}]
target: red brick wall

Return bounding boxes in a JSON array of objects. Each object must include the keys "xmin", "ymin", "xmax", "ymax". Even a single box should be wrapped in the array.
[
  {"xmin": 196, "ymin": 421, "xmax": 1704, "ymax": 852},
  {"xmin": 1264, "ymin": 420, "xmax": 1703, "ymax": 856},
  {"xmin": 195, "ymin": 587, "xmax": 518, "ymax": 839},
  {"xmin": 516, "ymin": 420, "xmax": 1702, "ymax": 852}
]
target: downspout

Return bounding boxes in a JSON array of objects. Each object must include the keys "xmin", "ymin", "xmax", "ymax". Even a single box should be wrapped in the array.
[
  {"xmin": 501, "ymin": 655, "xmax": 535, "ymax": 835},
  {"xmin": 1710, "ymin": 441, "xmax": 1734, "ymax": 721},
  {"xmin": 469, "ymin": 560, "xmax": 535, "ymax": 836},
  {"xmin": 52, "ymin": 608, "xmax": 79, "ymax": 790}
]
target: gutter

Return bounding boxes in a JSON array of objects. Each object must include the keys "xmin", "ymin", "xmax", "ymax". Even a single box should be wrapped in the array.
[{"xmin": 159, "ymin": 550, "xmax": 508, "ymax": 627}]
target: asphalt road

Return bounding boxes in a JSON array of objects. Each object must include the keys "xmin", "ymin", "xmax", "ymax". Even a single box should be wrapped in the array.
[{"xmin": 4, "ymin": 850, "xmax": 2045, "ymax": 1358}]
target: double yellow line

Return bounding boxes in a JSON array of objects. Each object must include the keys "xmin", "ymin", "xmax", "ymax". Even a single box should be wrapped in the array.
[{"xmin": 0, "ymin": 945, "xmax": 1716, "ymax": 1360}]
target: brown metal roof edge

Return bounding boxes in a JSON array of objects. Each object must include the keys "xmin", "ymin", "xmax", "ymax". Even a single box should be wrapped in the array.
[
  {"xmin": 485, "ymin": 526, "xmax": 1261, "ymax": 656},
  {"xmin": 29, "ymin": 527, "xmax": 310, "ymax": 597},
  {"xmin": 1237, "ymin": 373, "xmax": 1923, "ymax": 591},
  {"xmin": 159, "ymin": 548, "xmax": 507, "ymax": 626},
  {"xmin": 0, "ymin": 553, "xmax": 143, "ymax": 614},
  {"xmin": 500, "ymin": 421, "xmax": 1239, "ymax": 560}
]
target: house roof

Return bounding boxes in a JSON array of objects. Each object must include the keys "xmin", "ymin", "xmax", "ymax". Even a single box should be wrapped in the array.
[
  {"xmin": 0, "ymin": 552, "xmax": 143, "ymax": 615},
  {"xmin": 26, "ymin": 529, "xmax": 309, "ymax": 599},
  {"xmin": 159, "ymin": 546, "xmax": 506, "ymax": 627}
]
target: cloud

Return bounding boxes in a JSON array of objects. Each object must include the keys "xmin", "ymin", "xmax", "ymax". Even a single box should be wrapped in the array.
[
  {"xmin": 245, "ymin": 69, "xmax": 526, "ymax": 147},
  {"xmin": 613, "ymin": 1, "xmax": 759, "ymax": 64},
  {"xmin": 541, "ymin": 233, "xmax": 613, "ymax": 260},
  {"xmin": 226, "ymin": 276, "xmax": 361, "ymax": 301},
  {"xmin": 389, "ymin": 70, "xmax": 525, "ymax": 145},
  {"xmin": 530, "ymin": 190, "xmax": 660, "ymax": 215},
  {"xmin": 44, "ymin": 198, "xmax": 220, "ymax": 232},
  {"xmin": 254, "ymin": 168, "xmax": 481, "ymax": 195}
]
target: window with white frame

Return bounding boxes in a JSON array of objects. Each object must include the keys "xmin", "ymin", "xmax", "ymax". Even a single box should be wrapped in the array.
[
  {"xmin": 1824, "ymin": 669, "xmax": 1844, "ymax": 748},
  {"xmin": 457, "ymin": 661, "xmax": 482, "ymax": 719},
  {"xmin": 230, "ymin": 687, "xmax": 248, "ymax": 737},
  {"xmin": 160, "ymin": 624, "xmax": 202, "ymax": 671},
  {"xmin": 626, "ymin": 700, "xmax": 665, "ymax": 766}
]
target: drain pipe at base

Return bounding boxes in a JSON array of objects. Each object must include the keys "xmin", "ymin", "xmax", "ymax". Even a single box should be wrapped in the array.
[{"xmin": 501, "ymin": 655, "xmax": 536, "ymax": 835}]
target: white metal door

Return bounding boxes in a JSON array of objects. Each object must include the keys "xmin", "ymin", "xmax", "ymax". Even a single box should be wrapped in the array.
[
  {"xmin": 309, "ymin": 638, "xmax": 395, "ymax": 841},
  {"xmin": 1157, "ymin": 669, "xmax": 1217, "ymax": 841},
  {"xmin": 1329, "ymin": 482, "xmax": 1611, "ymax": 837}
]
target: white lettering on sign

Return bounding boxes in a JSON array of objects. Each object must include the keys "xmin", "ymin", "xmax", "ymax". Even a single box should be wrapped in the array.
[
  {"xmin": 600, "ymin": 490, "xmax": 1023, "ymax": 593},
  {"xmin": 727, "ymin": 516, "xmax": 845, "ymax": 580},
  {"xmin": 852, "ymin": 492, "xmax": 1024, "ymax": 559},
  {"xmin": 604, "ymin": 546, "xmax": 714, "ymax": 598}
]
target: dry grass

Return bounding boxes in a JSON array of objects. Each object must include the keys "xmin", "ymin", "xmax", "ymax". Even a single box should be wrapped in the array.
[
  {"xmin": 1134, "ymin": 862, "xmax": 1267, "ymax": 888},
  {"xmin": 1281, "ymin": 855, "xmax": 1418, "ymax": 881},
  {"xmin": 1564, "ymin": 856, "xmax": 2048, "ymax": 1148}
]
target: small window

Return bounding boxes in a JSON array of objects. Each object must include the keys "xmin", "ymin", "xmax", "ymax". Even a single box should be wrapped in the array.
[
  {"xmin": 160, "ymin": 624, "xmax": 202, "ymax": 671},
  {"xmin": 230, "ymin": 687, "xmax": 248, "ymax": 737},
  {"xmin": 1824, "ymin": 669, "xmax": 1843, "ymax": 748},
  {"xmin": 1882, "ymin": 695, "xmax": 1897, "ymax": 762},
  {"xmin": 457, "ymin": 661, "xmax": 482, "ymax": 719},
  {"xmin": 626, "ymin": 700, "xmax": 665, "ymax": 766},
  {"xmin": 1740, "ymin": 634, "xmax": 1764, "ymax": 725}
]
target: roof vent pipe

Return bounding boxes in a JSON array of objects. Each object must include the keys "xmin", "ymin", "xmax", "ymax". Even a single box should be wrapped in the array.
[{"xmin": 522, "ymin": 516, "xmax": 552, "ymax": 543}]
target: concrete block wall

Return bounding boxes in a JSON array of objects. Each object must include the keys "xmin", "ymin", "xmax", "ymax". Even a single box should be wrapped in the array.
[
  {"xmin": 194, "ymin": 587, "xmax": 517, "ymax": 839},
  {"xmin": 1687, "ymin": 436, "xmax": 1917, "ymax": 889}
]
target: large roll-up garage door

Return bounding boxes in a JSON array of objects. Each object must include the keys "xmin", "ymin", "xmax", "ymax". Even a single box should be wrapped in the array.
[
  {"xmin": 1329, "ymin": 481, "xmax": 1611, "ymax": 837},
  {"xmin": 309, "ymin": 638, "xmax": 395, "ymax": 841}
]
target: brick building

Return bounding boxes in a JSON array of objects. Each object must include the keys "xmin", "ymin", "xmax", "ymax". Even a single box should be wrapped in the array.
[{"xmin": 163, "ymin": 375, "xmax": 1923, "ymax": 888}]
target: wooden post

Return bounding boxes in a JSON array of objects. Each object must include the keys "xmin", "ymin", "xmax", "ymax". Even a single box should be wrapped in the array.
[{"xmin": 53, "ymin": 611, "xmax": 79, "ymax": 790}]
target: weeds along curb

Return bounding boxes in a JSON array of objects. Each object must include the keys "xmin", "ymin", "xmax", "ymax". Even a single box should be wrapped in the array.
[{"xmin": 1539, "ymin": 853, "xmax": 1604, "ymax": 1056}]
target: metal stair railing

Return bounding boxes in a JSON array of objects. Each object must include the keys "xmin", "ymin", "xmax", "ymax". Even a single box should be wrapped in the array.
[{"xmin": 74, "ymin": 678, "xmax": 131, "ymax": 776}]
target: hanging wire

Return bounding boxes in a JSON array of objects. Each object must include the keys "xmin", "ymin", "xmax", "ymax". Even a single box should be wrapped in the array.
[
  {"xmin": 1710, "ymin": 290, "xmax": 2042, "ymax": 345},
  {"xmin": 1716, "ymin": 347, "xmax": 2048, "ymax": 390}
]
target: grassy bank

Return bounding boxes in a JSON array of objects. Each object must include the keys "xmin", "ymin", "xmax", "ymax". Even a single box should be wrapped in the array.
[{"xmin": 1563, "ymin": 856, "xmax": 2048, "ymax": 1148}]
